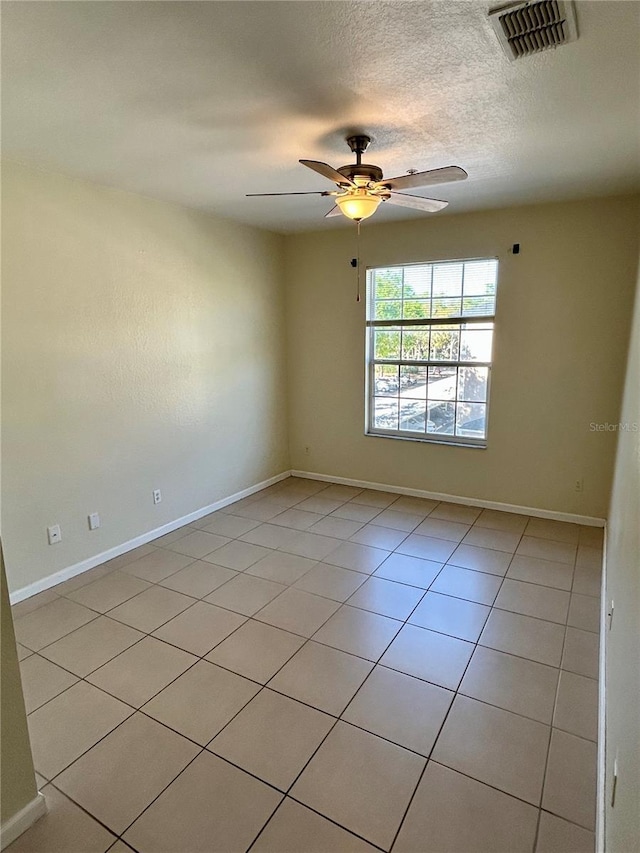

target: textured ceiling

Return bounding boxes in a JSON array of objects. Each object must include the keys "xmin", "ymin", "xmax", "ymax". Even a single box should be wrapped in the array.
[{"xmin": 2, "ymin": 1, "xmax": 639, "ymax": 232}]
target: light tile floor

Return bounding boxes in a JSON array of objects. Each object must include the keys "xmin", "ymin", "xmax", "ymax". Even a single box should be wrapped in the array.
[{"xmin": 10, "ymin": 477, "xmax": 602, "ymax": 853}]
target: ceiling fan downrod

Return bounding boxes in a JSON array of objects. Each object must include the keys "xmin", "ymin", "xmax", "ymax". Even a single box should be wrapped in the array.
[
  {"xmin": 338, "ymin": 136, "xmax": 383, "ymax": 185},
  {"xmin": 346, "ymin": 134, "xmax": 372, "ymax": 166}
]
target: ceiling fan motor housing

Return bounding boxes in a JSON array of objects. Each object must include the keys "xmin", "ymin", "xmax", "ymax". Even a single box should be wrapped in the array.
[{"xmin": 337, "ymin": 163, "xmax": 384, "ymax": 185}]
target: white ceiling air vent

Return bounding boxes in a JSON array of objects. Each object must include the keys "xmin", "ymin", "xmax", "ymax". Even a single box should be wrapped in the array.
[{"xmin": 489, "ymin": 1, "xmax": 578, "ymax": 61}]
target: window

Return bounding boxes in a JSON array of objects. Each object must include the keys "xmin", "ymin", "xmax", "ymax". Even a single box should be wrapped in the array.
[{"xmin": 366, "ymin": 258, "xmax": 498, "ymax": 447}]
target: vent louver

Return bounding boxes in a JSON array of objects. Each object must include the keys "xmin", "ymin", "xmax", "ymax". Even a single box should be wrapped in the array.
[{"xmin": 489, "ymin": 1, "xmax": 578, "ymax": 60}]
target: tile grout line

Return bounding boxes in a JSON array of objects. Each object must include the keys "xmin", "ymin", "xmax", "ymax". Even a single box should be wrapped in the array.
[
  {"xmin": 257, "ymin": 528, "xmax": 502, "ymax": 851},
  {"xmin": 33, "ymin": 589, "xmax": 269, "ymax": 776},
  {"xmin": 387, "ymin": 522, "xmax": 526, "ymax": 851},
  {"xmin": 216, "ymin": 495, "xmax": 595, "ymax": 847},
  {"xmin": 46, "ymin": 665, "xmax": 278, "ymax": 846},
  {"xmin": 532, "ymin": 543, "xmax": 587, "ymax": 848},
  {"xmin": 40, "ymin": 531, "xmax": 372, "ymax": 843},
  {"xmin": 22, "ymin": 544, "xmax": 593, "ymax": 716},
  {"xmin": 100, "ymin": 490, "xmax": 373, "ymax": 848},
  {"xmin": 16, "ymin": 478, "xmax": 602, "ymax": 850},
  {"xmin": 244, "ymin": 541, "xmax": 444, "ymax": 852},
  {"xmin": 24, "ymin": 508, "xmax": 598, "ymax": 723},
  {"xmin": 30, "ymin": 585, "xmax": 598, "ymax": 795}
]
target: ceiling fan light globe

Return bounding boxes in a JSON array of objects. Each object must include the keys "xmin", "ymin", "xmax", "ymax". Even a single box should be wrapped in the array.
[{"xmin": 336, "ymin": 190, "xmax": 381, "ymax": 221}]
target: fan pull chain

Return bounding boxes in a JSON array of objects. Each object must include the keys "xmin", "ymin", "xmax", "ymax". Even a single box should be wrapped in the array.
[{"xmin": 356, "ymin": 220, "xmax": 361, "ymax": 303}]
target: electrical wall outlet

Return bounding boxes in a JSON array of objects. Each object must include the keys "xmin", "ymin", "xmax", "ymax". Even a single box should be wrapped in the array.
[
  {"xmin": 304, "ymin": 446, "xmax": 311, "ymax": 456},
  {"xmin": 153, "ymin": 489, "xmax": 162, "ymax": 505},
  {"xmin": 47, "ymin": 524, "xmax": 62, "ymax": 545},
  {"xmin": 575, "ymin": 479, "xmax": 584, "ymax": 492},
  {"xmin": 88, "ymin": 512, "xmax": 100, "ymax": 531}
]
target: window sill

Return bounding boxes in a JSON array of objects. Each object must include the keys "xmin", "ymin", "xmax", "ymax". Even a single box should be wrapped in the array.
[{"xmin": 365, "ymin": 430, "xmax": 487, "ymax": 449}]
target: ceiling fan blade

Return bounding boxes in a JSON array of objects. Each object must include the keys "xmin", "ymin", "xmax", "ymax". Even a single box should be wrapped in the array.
[
  {"xmin": 386, "ymin": 193, "xmax": 449, "ymax": 213},
  {"xmin": 377, "ymin": 166, "xmax": 468, "ymax": 191},
  {"xmin": 299, "ymin": 160, "xmax": 355, "ymax": 187},
  {"xmin": 246, "ymin": 191, "xmax": 331, "ymax": 197},
  {"xmin": 324, "ymin": 205, "xmax": 343, "ymax": 218}
]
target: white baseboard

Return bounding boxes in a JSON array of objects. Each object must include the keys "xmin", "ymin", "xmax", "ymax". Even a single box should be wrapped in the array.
[
  {"xmin": 290, "ymin": 469, "xmax": 606, "ymax": 527},
  {"xmin": 0, "ymin": 793, "xmax": 47, "ymax": 850},
  {"xmin": 9, "ymin": 471, "xmax": 290, "ymax": 604},
  {"xmin": 596, "ymin": 530, "xmax": 608, "ymax": 853},
  {"xmin": 9, "ymin": 466, "xmax": 606, "ymax": 604}
]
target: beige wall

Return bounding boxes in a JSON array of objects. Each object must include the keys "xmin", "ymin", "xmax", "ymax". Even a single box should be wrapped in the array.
[
  {"xmin": 2, "ymin": 167, "xmax": 638, "ymax": 600},
  {"xmin": 604, "ymin": 257, "xmax": 640, "ymax": 851},
  {"xmin": 1, "ymin": 163, "xmax": 288, "ymax": 594},
  {"xmin": 0, "ymin": 547, "xmax": 38, "ymax": 824},
  {"xmin": 285, "ymin": 195, "xmax": 640, "ymax": 519}
]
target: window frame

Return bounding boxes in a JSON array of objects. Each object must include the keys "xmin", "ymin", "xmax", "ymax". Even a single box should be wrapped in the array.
[{"xmin": 364, "ymin": 257, "xmax": 499, "ymax": 449}]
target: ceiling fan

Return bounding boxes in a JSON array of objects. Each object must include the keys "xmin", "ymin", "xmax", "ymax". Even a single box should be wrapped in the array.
[{"xmin": 247, "ymin": 135, "xmax": 468, "ymax": 222}]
